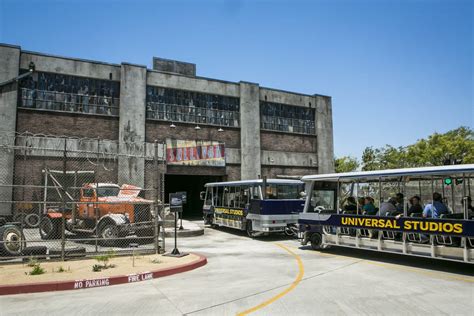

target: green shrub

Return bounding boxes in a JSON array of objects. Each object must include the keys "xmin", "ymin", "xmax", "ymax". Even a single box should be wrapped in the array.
[
  {"xmin": 93, "ymin": 250, "xmax": 117, "ymax": 271},
  {"xmin": 92, "ymin": 264, "xmax": 102, "ymax": 272},
  {"xmin": 29, "ymin": 263, "xmax": 45, "ymax": 275}
]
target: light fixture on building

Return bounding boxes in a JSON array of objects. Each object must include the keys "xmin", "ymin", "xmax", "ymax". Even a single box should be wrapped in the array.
[
  {"xmin": 217, "ymin": 127, "xmax": 224, "ymax": 132},
  {"xmin": 170, "ymin": 123, "xmax": 176, "ymax": 129},
  {"xmin": 195, "ymin": 125, "xmax": 201, "ymax": 130},
  {"xmin": 28, "ymin": 62, "xmax": 35, "ymax": 72}
]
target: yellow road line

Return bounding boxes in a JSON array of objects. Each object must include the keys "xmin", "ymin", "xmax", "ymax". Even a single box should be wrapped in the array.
[
  {"xmin": 236, "ymin": 243, "xmax": 304, "ymax": 316},
  {"xmin": 286, "ymin": 244, "xmax": 474, "ymax": 284}
]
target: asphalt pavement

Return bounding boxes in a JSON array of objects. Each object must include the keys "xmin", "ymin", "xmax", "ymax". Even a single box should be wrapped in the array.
[{"xmin": 1, "ymin": 222, "xmax": 473, "ymax": 315}]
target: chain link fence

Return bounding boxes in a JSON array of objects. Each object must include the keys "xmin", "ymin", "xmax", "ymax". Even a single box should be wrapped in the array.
[{"xmin": 0, "ymin": 132, "xmax": 167, "ymax": 262}]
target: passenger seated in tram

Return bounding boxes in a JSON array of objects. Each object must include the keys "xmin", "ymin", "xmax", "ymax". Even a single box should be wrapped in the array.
[
  {"xmin": 461, "ymin": 196, "xmax": 473, "ymax": 213},
  {"xmin": 362, "ymin": 197, "xmax": 377, "ymax": 215},
  {"xmin": 343, "ymin": 197, "xmax": 357, "ymax": 212},
  {"xmin": 395, "ymin": 193, "xmax": 404, "ymax": 212},
  {"xmin": 377, "ymin": 197, "xmax": 398, "ymax": 216},
  {"xmin": 408, "ymin": 195, "xmax": 423, "ymax": 216},
  {"xmin": 423, "ymin": 192, "xmax": 449, "ymax": 218}
]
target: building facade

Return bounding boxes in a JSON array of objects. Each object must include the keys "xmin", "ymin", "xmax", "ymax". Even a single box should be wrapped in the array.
[{"xmin": 0, "ymin": 43, "xmax": 334, "ymax": 216}]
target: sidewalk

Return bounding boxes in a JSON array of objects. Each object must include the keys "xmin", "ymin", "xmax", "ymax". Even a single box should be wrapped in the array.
[{"xmin": 164, "ymin": 219, "xmax": 204, "ymax": 238}]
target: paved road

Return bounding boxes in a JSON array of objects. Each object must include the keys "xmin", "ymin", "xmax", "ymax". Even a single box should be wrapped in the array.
[{"xmin": 1, "ymin": 224, "xmax": 473, "ymax": 315}]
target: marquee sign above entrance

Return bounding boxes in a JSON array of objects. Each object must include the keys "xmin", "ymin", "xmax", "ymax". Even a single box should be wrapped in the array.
[{"xmin": 166, "ymin": 139, "xmax": 225, "ymax": 167}]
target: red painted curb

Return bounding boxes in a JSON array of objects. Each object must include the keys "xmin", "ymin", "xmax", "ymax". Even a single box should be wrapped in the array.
[{"xmin": 0, "ymin": 253, "xmax": 207, "ymax": 296}]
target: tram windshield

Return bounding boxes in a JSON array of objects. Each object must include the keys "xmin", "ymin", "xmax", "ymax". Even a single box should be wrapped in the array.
[{"xmin": 309, "ymin": 189, "xmax": 335, "ymax": 212}]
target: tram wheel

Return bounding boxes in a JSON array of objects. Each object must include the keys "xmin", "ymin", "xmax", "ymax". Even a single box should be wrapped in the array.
[
  {"xmin": 310, "ymin": 233, "xmax": 323, "ymax": 250},
  {"xmin": 246, "ymin": 220, "xmax": 255, "ymax": 238}
]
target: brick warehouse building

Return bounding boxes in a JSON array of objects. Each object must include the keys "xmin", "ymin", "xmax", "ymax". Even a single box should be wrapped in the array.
[{"xmin": 0, "ymin": 43, "xmax": 334, "ymax": 217}]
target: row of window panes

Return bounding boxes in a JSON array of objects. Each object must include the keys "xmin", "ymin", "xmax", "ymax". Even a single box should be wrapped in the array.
[
  {"xmin": 210, "ymin": 186, "xmax": 257, "ymax": 209},
  {"xmin": 261, "ymin": 115, "xmax": 315, "ymax": 134},
  {"xmin": 19, "ymin": 70, "xmax": 120, "ymax": 98},
  {"xmin": 260, "ymin": 101, "xmax": 315, "ymax": 121},
  {"xmin": 147, "ymin": 102, "xmax": 239, "ymax": 127},
  {"xmin": 147, "ymin": 86, "xmax": 240, "ymax": 112},
  {"xmin": 19, "ymin": 88, "xmax": 120, "ymax": 116}
]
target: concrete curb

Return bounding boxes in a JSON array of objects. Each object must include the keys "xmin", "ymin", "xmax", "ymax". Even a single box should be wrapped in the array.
[
  {"xmin": 165, "ymin": 228, "xmax": 204, "ymax": 238},
  {"xmin": 0, "ymin": 253, "xmax": 207, "ymax": 296}
]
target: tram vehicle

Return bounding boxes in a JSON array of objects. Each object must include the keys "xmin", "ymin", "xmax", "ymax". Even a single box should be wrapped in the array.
[
  {"xmin": 202, "ymin": 179, "xmax": 305, "ymax": 236},
  {"xmin": 298, "ymin": 164, "xmax": 474, "ymax": 263}
]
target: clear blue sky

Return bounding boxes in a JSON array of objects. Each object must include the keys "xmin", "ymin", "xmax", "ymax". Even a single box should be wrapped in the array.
[{"xmin": 1, "ymin": 0, "xmax": 472, "ymax": 158}]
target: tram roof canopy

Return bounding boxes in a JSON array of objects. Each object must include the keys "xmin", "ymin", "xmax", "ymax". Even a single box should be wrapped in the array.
[
  {"xmin": 205, "ymin": 179, "xmax": 303, "ymax": 187},
  {"xmin": 302, "ymin": 164, "xmax": 474, "ymax": 182}
]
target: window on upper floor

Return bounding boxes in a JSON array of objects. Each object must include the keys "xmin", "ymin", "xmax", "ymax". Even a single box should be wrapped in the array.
[
  {"xmin": 260, "ymin": 101, "xmax": 315, "ymax": 135},
  {"xmin": 146, "ymin": 86, "xmax": 240, "ymax": 127},
  {"xmin": 18, "ymin": 70, "xmax": 120, "ymax": 116}
]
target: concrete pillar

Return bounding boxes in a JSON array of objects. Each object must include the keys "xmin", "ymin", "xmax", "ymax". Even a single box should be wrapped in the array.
[
  {"xmin": 239, "ymin": 81, "xmax": 261, "ymax": 180},
  {"xmin": 315, "ymin": 95, "xmax": 335, "ymax": 174},
  {"xmin": 118, "ymin": 63, "xmax": 146, "ymax": 187},
  {"xmin": 0, "ymin": 44, "xmax": 20, "ymax": 216}
]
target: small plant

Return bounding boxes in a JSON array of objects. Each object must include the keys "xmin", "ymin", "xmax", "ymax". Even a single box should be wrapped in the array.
[
  {"xmin": 92, "ymin": 264, "xmax": 102, "ymax": 272},
  {"xmin": 56, "ymin": 266, "xmax": 66, "ymax": 273},
  {"xmin": 29, "ymin": 263, "xmax": 45, "ymax": 275},
  {"xmin": 26, "ymin": 257, "xmax": 38, "ymax": 267},
  {"xmin": 92, "ymin": 250, "xmax": 117, "ymax": 271}
]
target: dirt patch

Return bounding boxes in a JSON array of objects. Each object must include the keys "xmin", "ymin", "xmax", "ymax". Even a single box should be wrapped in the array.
[{"xmin": 0, "ymin": 254, "xmax": 199, "ymax": 286}]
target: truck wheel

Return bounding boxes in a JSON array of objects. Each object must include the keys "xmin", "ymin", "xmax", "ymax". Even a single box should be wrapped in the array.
[
  {"xmin": 25, "ymin": 213, "xmax": 40, "ymax": 228},
  {"xmin": 99, "ymin": 223, "xmax": 118, "ymax": 247},
  {"xmin": 39, "ymin": 217, "xmax": 60, "ymax": 240},
  {"xmin": 0, "ymin": 225, "xmax": 26, "ymax": 256},
  {"xmin": 310, "ymin": 233, "xmax": 323, "ymax": 250}
]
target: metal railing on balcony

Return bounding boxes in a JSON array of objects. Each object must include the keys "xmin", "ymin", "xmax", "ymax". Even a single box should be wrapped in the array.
[
  {"xmin": 261, "ymin": 115, "xmax": 315, "ymax": 135},
  {"xmin": 146, "ymin": 102, "xmax": 240, "ymax": 127},
  {"xmin": 18, "ymin": 88, "xmax": 120, "ymax": 116}
]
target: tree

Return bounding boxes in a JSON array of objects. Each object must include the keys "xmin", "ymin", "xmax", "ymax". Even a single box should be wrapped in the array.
[
  {"xmin": 406, "ymin": 127, "xmax": 474, "ymax": 166},
  {"xmin": 361, "ymin": 147, "xmax": 381, "ymax": 171},
  {"xmin": 360, "ymin": 126, "xmax": 474, "ymax": 170},
  {"xmin": 335, "ymin": 156, "xmax": 359, "ymax": 173}
]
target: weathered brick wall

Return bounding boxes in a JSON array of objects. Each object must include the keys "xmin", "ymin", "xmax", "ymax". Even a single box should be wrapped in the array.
[
  {"xmin": 260, "ymin": 131, "xmax": 317, "ymax": 153},
  {"xmin": 261, "ymin": 166, "xmax": 317, "ymax": 179},
  {"xmin": 145, "ymin": 121, "xmax": 240, "ymax": 147},
  {"xmin": 13, "ymin": 155, "xmax": 118, "ymax": 204},
  {"xmin": 17, "ymin": 109, "xmax": 119, "ymax": 140}
]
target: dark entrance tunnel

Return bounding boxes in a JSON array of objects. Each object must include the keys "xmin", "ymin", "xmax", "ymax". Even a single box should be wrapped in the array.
[{"xmin": 165, "ymin": 174, "xmax": 222, "ymax": 219}]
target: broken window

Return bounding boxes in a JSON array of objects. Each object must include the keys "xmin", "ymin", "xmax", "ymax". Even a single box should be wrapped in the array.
[
  {"xmin": 146, "ymin": 86, "xmax": 240, "ymax": 127},
  {"xmin": 18, "ymin": 70, "xmax": 120, "ymax": 116},
  {"xmin": 260, "ymin": 101, "xmax": 315, "ymax": 135}
]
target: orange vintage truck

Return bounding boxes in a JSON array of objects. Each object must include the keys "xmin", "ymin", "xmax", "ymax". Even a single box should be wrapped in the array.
[{"xmin": 39, "ymin": 183, "xmax": 156, "ymax": 245}]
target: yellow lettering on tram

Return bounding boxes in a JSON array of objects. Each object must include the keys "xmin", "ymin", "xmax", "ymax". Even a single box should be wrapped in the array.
[
  {"xmin": 339, "ymin": 216, "xmax": 464, "ymax": 235},
  {"xmin": 453, "ymin": 223, "xmax": 463, "ymax": 233}
]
